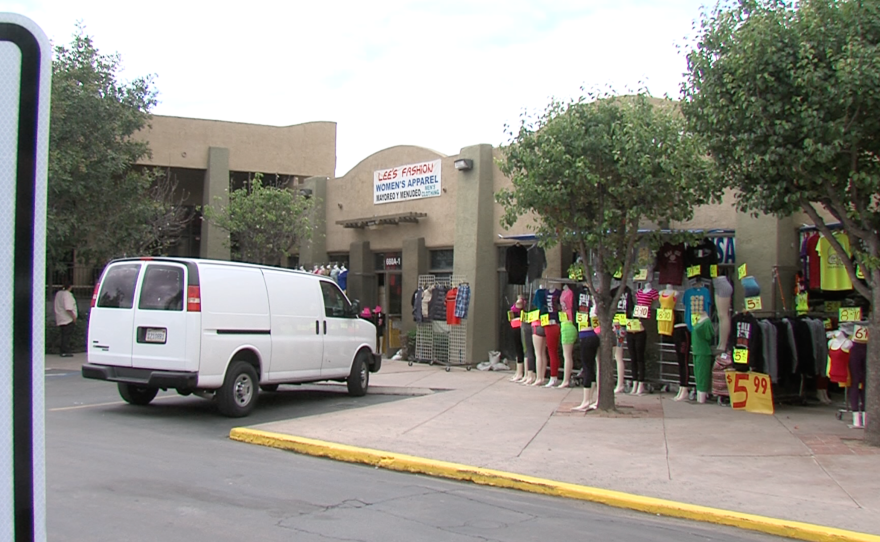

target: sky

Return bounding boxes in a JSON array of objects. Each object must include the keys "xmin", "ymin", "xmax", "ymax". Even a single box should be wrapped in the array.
[{"xmin": 8, "ymin": 0, "xmax": 711, "ymax": 177}]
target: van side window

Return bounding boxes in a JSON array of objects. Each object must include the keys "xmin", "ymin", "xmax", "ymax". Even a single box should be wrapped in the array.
[
  {"xmin": 320, "ymin": 281, "xmax": 350, "ymax": 318},
  {"xmin": 97, "ymin": 264, "xmax": 141, "ymax": 309},
  {"xmin": 138, "ymin": 265, "xmax": 184, "ymax": 311}
]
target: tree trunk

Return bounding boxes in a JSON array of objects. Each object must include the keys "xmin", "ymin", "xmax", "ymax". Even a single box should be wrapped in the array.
[
  {"xmin": 595, "ymin": 310, "xmax": 617, "ymax": 411},
  {"xmin": 865, "ymin": 288, "xmax": 880, "ymax": 446}
]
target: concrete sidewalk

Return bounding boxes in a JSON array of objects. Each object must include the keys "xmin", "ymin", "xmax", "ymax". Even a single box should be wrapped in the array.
[{"xmin": 239, "ymin": 360, "xmax": 879, "ymax": 538}]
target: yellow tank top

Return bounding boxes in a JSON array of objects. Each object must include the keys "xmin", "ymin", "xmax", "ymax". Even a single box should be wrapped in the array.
[{"xmin": 658, "ymin": 292, "xmax": 676, "ymax": 336}]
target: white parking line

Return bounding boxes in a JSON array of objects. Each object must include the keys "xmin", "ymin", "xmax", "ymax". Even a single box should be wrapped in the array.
[{"xmin": 49, "ymin": 394, "xmax": 179, "ymax": 412}]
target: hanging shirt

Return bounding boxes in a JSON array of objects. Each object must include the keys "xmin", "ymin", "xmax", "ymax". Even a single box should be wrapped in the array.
[
  {"xmin": 446, "ymin": 287, "xmax": 461, "ymax": 325},
  {"xmin": 656, "ymin": 242, "xmax": 685, "ymax": 286},
  {"xmin": 560, "ymin": 287, "xmax": 575, "ymax": 324},
  {"xmin": 526, "ymin": 245, "xmax": 546, "ymax": 283},
  {"xmin": 454, "ymin": 284, "xmax": 471, "ymax": 318},
  {"xmin": 505, "ymin": 245, "xmax": 529, "ymax": 285},
  {"xmin": 729, "ymin": 313, "xmax": 764, "ymax": 373},
  {"xmin": 412, "ymin": 288, "xmax": 423, "ymax": 323},
  {"xmin": 338, "ymin": 269, "xmax": 348, "ymax": 291},
  {"xmin": 682, "ymin": 286, "xmax": 711, "ymax": 332},
  {"xmin": 805, "ymin": 234, "xmax": 820, "ymax": 290},
  {"xmin": 685, "ymin": 238, "xmax": 720, "ymax": 279},
  {"xmin": 421, "ymin": 287, "xmax": 433, "ymax": 321},
  {"xmin": 817, "ymin": 232, "xmax": 852, "ymax": 291},
  {"xmin": 657, "ymin": 291, "xmax": 677, "ymax": 337}
]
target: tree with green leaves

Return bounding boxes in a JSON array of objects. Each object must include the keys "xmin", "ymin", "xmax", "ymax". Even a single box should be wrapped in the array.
[
  {"xmin": 203, "ymin": 173, "xmax": 317, "ymax": 266},
  {"xmin": 681, "ymin": 0, "xmax": 880, "ymax": 444},
  {"xmin": 497, "ymin": 92, "xmax": 721, "ymax": 410},
  {"xmin": 49, "ymin": 24, "xmax": 165, "ymax": 268}
]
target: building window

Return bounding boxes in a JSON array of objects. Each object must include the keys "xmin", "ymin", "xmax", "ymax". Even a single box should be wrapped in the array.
[{"xmin": 430, "ymin": 249, "xmax": 454, "ymax": 281}]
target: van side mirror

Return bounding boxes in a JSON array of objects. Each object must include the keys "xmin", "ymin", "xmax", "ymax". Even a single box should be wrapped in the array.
[{"xmin": 348, "ymin": 299, "xmax": 361, "ymax": 318}]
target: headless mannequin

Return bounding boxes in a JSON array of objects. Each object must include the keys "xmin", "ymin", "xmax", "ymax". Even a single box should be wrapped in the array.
[
  {"xmin": 510, "ymin": 296, "xmax": 526, "ymax": 382},
  {"xmin": 542, "ymin": 285, "xmax": 563, "ymax": 387},
  {"xmin": 628, "ymin": 283, "xmax": 656, "ymax": 396},
  {"xmin": 572, "ymin": 303, "xmax": 600, "ymax": 410},
  {"xmin": 691, "ymin": 312, "xmax": 714, "ymax": 404},
  {"xmin": 531, "ymin": 283, "xmax": 548, "ymax": 386},
  {"xmin": 558, "ymin": 285, "xmax": 576, "ymax": 388}
]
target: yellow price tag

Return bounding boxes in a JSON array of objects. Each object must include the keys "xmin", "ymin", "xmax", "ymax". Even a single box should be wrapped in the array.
[
  {"xmin": 839, "ymin": 307, "xmax": 862, "ymax": 322},
  {"xmin": 507, "ymin": 310, "xmax": 515, "ymax": 322},
  {"xmin": 540, "ymin": 314, "xmax": 550, "ymax": 326},
  {"xmin": 710, "ymin": 264, "xmax": 718, "ymax": 278},
  {"xmin": 633, "ymin": 268, "xmax": 648, "ymax": 281},
  {"xmin": 576, "ymin": 312, "xmax": 589, "ymax": 323},
  {"xmin": 691, "ymin": 313, "xmax": 701, "ymax": 327},
  {"xmin": 614, "ymin": 313, "xmax": 627, "ymax": 325},
  {"xmin": 613, "ymin": 267, "xmax": 623, "ymax": 279},
  {"xmin": 656, "ymin": 308, "xmax": 673, "ymax": 322},
  {"xmin": 626, "ymin": 319, "xmax": 642, "ymax": 332},
  {"xmin": 796, "ymin": 293, "xmax": 808, "ymax": 315},
  {"xmin": 853, "ymin": 324, "xmax": 868, "ymax": 343},
  {"xmin": 745, "ymin": 296, "xmax": 762, "ymax": 311},
  {"xmin": 824, "ymin": 319, "xmax": 833, "ymax": 330},
  {"xmin": 725, "ymin": 371, "xmax": 774, "ymax": 414},
  {"xmin": 733, "ymin": 349, "xmax": 749, "ymax": 365},
  {"xmin": 687, "ymin": 265, "xmax": 700, "ymax": 278},
  {"xmin": 560, "ymin": 312, "xmax": 570, "ymax": 323},
  {"xmin": 824, "ymin": 301, "xmax": 841, "ymax": 314},
  {"xmin": 526, "ymin": 310, "xmax": 539, "ymax": 323},
  {"xmin": 578, "ymin": 321, "xmax": 591, "ymax": 331},
  {"xmin": 738, "ymin": 264, "xmax": 747, "ymax": 280},
  {"xmin": 633, "ymin": 305, "xmax": 650, "ymax": 319},
  {"xmin": 591, "ymin": 316, "xmax": 600, "ymax": 328}
]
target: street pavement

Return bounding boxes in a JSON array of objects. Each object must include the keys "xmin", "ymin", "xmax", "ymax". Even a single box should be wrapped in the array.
[{"xmin": 48, "ymin": 354, "xmax": 879, "ymax": 538}]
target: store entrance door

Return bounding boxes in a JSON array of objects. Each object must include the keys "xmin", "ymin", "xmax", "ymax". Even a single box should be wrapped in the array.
[{"xmin": 375, "ymin": 252, "xmax": 403, "ymax": 356}]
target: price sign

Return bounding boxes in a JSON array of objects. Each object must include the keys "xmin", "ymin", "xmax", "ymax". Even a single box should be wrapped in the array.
[
  {"xmin": 796, "ymin": 293, "xmax": 809, "ymax": 315},
  {"xmin": 507, "ymin": 310, "xmax": 515, "ymax": 322},
  {"xmin": 824, "ymin": 301, "xmax": 842, "ymax": 314},
  {"xmin": 576, "ymin": 312, "xmax": 589, "ymax": 324},
  {"xmin": 725, "ymin": 371, "xmax": 774, "ymax": 414},
  {"xmin": 738, "ymin": 264, "xmax": 747, "ymax": 280},
  {"xmin": 626, "ymin": 319, "xmax": 642, "ymax": 332},
  {"xmin": 745, "ymin": 296, "xmax": 762, "ymax": 311},
  {"xmin": 613, "ymin": 268, "xmax": 623, "ymax": 279},
  {"xmin": 560, "ymin": 312, "xmax": 570, "ymax": 323},
  {"xmin": 633, "ymin": 305, "xmax": 650, "ymax": 319},
  {"xmin": 687, "ymin": 265, "xmax": 700, "ymax": 278},
  {"xmin": 578, "ymin": 321, "xmax": 591, "ymax": 331},
  {"xmin": 614, "ymin": 313, "xmax": 628, "ymax": 325},
  {"xmin": 733, "ymin": 348, "xmax": 749, "ymax": 365},
  {"xmin": 691, "ymin": 314, "xmax": 701, "ymax": 327},
  {"xmin": 591, "ymin": 316, "xmax": 600, "ymax": 328},
  {"xmin": 839, "ymin": 307, "xmax": 862, "ymax": 322},
  {"xmin": 710, "ymin": 265, "xmax": 718, "ymax": 278},
  {"xmin": 853, "ymin": 325, "xmax": 868, "ymax": 343},
  {"xmin": 633, "ymin": 268, "xmax": 648, "ymax": 281},
  {"xmin": 540, "ymin": 314, "xmax": 550, "ymax": 326},
  {"xmin": 656, "ymin": 308, "xmax": 673, "ymax": 322},
  {"xmin": 824, "ymin": 319, "xmax": 833, "ymax": 330},
  {"xmin": 526, "ymin": 310, "xmax": 539, "ymax": 323}
]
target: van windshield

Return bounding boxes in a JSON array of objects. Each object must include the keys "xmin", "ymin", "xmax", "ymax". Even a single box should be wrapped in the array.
[
  {"xmin": 97, "ymin": 264, "xmax": 141, "ymax": 309},
  {"xmin": 139, "ymin": 264, "xmax": 184, "ymax": 311}
]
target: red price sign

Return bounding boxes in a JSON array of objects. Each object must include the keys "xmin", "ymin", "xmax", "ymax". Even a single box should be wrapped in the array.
[
  {"xmin": 633, "ymin": 305, "xmax": 650, "ymax": 319},
  {"xmin": 725, "ymin": 371, "xmax": 774, "ymax": 414}
]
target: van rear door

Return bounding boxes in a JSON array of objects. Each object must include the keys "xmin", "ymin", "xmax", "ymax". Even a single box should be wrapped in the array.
[
  {"xmin": 88, "ymin": 262, "xmax": 142, "ymax": 367},
  {"xmin": 131, "ymin": 262, "xmax": 192, "ymax": 371}
]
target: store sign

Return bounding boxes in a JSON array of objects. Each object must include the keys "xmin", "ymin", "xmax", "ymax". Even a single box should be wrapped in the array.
[
  {"xmin": 713, "ymin": 237, "xmax": 736, "ymax": 264},
  {"xmin": 725, "ymin": 371, "xmax": 774, "ymax": 414},
  {"xmin": 385, "ymin": 256, "xmax": 401, "ymax": 269},
  {"xmin": 1, "ymin": 14, "xmax": 51, "ymax": 542},
  {"xmin": 373, "ymin": 159, "xmax": 442, "ymax": 205}
]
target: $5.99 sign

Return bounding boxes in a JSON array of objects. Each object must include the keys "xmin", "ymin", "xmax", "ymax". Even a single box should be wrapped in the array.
[{"xmin": 725, "ymin": 371, "xmax": 774, "ymax": 414}]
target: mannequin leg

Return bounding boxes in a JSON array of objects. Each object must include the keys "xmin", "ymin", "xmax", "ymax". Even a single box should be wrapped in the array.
[
  {"xmin": 560, "ymin": 343, "xmax": 575, "ymax": 387},
  {"xmin": 543, "ymin": 324, "xmax": 561, "ymax": 386},
  {"xmin": 694, "ymin": 354, "xmax": 712, "ymax": 402},
  {"xmin": 627, "ymin": 331, "xmax": 647, "ymax": 395},
  {"xmin": 532, "ymin": 333, "xmax": 547, "ymax": 386},
  {"xmin": 572, "ymin": 333, "xmax": 599, "ymax": 410},
  {"xmin": 521, "ymin": 323, "xmax": 536, "ymax": 385},
  {"xmin": 673, "ymin": 326, "xmax": 691, "ymax": 400},
  {"xmin": 715, "ymin": 295, "xmax": 732, "ymax": 351},
  {"xmin": 614, "ymin": 347, "xmax": 626, "ymax": 393},
  {"xmin": 849, "ymin": 343, "xmax": 867, "ymax": 421},
  {"xmin": 510, "ymin": 325, "xmax": 525, "ymax": 382}
]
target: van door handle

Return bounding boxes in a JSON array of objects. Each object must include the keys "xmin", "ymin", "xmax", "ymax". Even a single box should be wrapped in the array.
[
  {"xmin": 316, "ymin": 320, "xmax": 320, "ymax": 335},
  {"xmin": 323, "ymin": 321, "xmax": 327, "ymax": 335}
]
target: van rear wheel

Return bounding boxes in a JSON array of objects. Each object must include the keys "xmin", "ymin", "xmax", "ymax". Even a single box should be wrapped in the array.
[
  {"xmin": 347, "ymin": 352, "xmax": 370, "ymax": 397},
  {"xmin": 217, "ymin": 361, "xmax": 259, "ymax": 418},
  {"xmin": 118, "ymin": 383, "xmax": 159, "ymax": 406}
]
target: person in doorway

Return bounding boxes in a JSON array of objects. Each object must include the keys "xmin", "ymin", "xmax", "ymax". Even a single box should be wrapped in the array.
[{"xmin": 54, "ymin": 280, "xmax": 78, "ymax": 357}]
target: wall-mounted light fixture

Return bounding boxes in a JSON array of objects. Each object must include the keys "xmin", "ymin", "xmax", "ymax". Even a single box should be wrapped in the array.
[
  {"xmin": 454, "ymin": 158, "xmax": 473, "ymax": 171},
  {"xmin": 298, "ymin": 188, "xmax": 313, "ymax": 198}
]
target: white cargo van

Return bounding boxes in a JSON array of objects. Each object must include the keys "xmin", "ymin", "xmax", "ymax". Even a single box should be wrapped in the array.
[{"xmin": 82, "ymin": 257, "xmax": 381, "ymax": 417}]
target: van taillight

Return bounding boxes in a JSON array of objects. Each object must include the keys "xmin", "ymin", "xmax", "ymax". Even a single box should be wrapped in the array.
[
  {"xmin": 187, "ymin": 285, "xmax": 201, "ymax": 312},
  {"xmin": 91, "ymin": 283, "xmax": 100, "ymax": 308}
]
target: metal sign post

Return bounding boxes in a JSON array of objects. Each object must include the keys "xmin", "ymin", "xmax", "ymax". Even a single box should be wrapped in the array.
[{"xmin": 0, "ymin": 13, "xmax": 50, "ymax": 542}]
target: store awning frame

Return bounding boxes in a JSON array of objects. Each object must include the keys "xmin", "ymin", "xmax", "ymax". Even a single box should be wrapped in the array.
[{"xmin": 336, "ymin": 211, "xmax": 428, "ymax": 229}]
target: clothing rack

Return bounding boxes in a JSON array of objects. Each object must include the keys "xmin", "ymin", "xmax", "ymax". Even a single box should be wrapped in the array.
[{"xmin": 413, "ymin": 274, "xmax": 470, "ymax": 371}]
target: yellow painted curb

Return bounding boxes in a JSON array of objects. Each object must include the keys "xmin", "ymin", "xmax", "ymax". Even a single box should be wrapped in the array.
[{"xmin": 230, "ymin": 427, "xmax": 880, "ymax": 542}]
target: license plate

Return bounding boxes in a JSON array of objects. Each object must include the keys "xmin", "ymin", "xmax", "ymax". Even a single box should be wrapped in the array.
[{"xmin": 144, "ymin": 328, "xmax": 167, "ymax": 343}]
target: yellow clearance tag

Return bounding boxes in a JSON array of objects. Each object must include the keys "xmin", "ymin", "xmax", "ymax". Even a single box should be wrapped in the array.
[
  {"xmin": 578, "ymin": 321, "xmax": 591, "ymax": 331},
  {"xmin": 745, "ymin": 296, "xmax": 762, "ymax": 311},
  {"xmin": 796, "ymin": 292, "xmax": 808, "ymax": 315},
  {"xmin": 633, "ymin": 305, "xmax": 650, "ymax": 319},
  {"xmin": 528, "ymin": 310, "xmax": 540, "ymax": 323},
  {"xmin": 626, "ymin": 319, "xmax": 642, "ymax": 332},
  {"xmin": 656, "ymin": 308, "xmax": 673, "ymax": 322},
  {"xmin": 614, "ymin": 313, "xmax": 627, "ymax": 325},
  {"xmin": 738, "ymin": 264, "xmax": 747, "ymax": 280},
  {"xmin": 853, "ymin": 324, "xmax": 868, "ymax": 343},
  {"xmin": 687, "ymin": 265, "xmax": 700, "ymax": 278},
  {"xmin": 591, "ymin": 316, "xmax": 600, "ymax": 328},
  {"xmin": 725, "ymin": 371, "xmax": 774, "ymax": 415},
  {"xmin": 576, "ymin": 312, "xmax": 589, "ymax": 323},
  {"xmin": 559, "ymin": 312, "xmax": 570, "ymax": 323},
  {"xmin": 633, "ymin": 268, "xmax": 648, "ymax": 281},
  {"xmin": 710, "ymin": 264, "xmax": 718, "ymax": 278},
  {"xmin": 508, "ymin": 310, "xmax": 515, "ymax": 322},
  {"xmin": 824, "ymin": 301, "xmax": 841, "ymax": 314},
  {"xmin": 733, "ymin": 349, "xmax": 749, "ymax": 364},
  {"xmin": 540, "ymin": 314, "xmax": 550, "ymax": 326},
  {"xmin": 839, "ymin": 307, "xmax": 862, "ymax": 322}
]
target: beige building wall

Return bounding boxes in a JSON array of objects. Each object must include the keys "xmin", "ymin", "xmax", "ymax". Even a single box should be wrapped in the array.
[{"xmin": 134, "ymin": 115, "xmax": 337, "ymax": 177}]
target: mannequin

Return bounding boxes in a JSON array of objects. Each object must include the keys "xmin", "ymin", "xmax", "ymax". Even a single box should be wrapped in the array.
[
  {"xmin": 558, "ymin": 285, "xmax": 577, "ymax": 388},
  {"xmin": 610, "ymin": 284, "xmax": 634, "ymax": 393},
  {"xmin": 629, "ymin": 282, "xmax": 659, "ymax": 396},
  {"xmin": 572, "ymin": 308, "xmax": 600, "ymax": 410},
  {"xmin": 691, "ymin": 311, "xmax": 715, "ymax": 403},
  {"xmin": 713, "ymin": 276, "xmax": 733, "ymax": 351},
  {"xmin": 542, "ymin": 285, "xmax": 563, "ymax": 388},
  {"xmin": 520, "ymin": 313, "xmax": 537, "ymax": 385},
  {"xmin": 509, "ymin": 295, "xmax": 526, "ymax": 382},
  {"xmin": 848, "ymin": 332, "xmax": 867, "ymax": 428},
  {"xmin": 531, "ymin": 284, "xmax": 549, "ymax": 386}
]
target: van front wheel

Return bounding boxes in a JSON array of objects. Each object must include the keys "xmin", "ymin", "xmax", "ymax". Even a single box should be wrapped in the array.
[
  {"xmin": 118, "ymin": 383, "xmax": 158, "ymax": 406},
  {"xmin": 347, "ymin": 352, "xmax": 370, "ymax": 397},
  {"xmin": 217, "ymin": 361, "xmax": 259, "ymax": 417}
]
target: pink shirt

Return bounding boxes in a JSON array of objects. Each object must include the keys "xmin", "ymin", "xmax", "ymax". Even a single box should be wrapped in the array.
[{"xmin": 560, "ymin": 287, "xmax": 575, "ymax": 323}]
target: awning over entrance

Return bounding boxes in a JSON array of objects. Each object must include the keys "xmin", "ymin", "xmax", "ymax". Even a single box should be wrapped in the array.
[{"xmin": 336, "ymin": 212, "xmax": 428, "ymax": 229}]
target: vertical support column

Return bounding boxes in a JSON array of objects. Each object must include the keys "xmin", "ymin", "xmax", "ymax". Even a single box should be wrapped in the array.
[
  {"xmin": 200, "ymin": 147, "xmax": 230, "ymax": 260},
  {"xmin": 453, "ymin": 144, "xmax": 499, "ymax": 365},
  {"xmin": 298, "ymin": 176, "xmax": 328, "ymax": 267},
  {"xmin": 402, "ymin": 237, "xmax": 428, "ymax": 337},
  {"xmin": 348, "ymin": 241, "xmax": 376, "ymax": 310},
  {"xmin": 735, "ymin": 213, "xmax": 798, "ymax": 312}
]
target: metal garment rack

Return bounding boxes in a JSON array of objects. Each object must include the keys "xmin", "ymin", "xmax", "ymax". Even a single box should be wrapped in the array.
[{"xmin": 413, "ymin": 274, "xmax": 470, "ymax": 371}]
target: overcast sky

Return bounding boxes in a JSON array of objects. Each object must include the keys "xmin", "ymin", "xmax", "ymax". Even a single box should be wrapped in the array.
[{"xmin": 10, "ymin": 0, "xmax": 709, "ymax": 176}]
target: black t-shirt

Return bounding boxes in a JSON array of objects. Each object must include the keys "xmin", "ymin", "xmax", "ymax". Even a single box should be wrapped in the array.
[
  {"xmin": 526, "ymin": 245, "xmax": 546, "ymax": 283},
  {"xmin": 685, "ymin": 238, "xmax": 719, "ymax": 279},
  {"xmin": 506, "ymin": 244, "xmax": 529, "ymax": 285},
  {"xmin": 729, "ymin": 313, "xmax": 764, "ymax": 373}
]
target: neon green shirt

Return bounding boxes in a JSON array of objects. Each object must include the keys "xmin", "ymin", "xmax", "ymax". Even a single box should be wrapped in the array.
[{"xmin": 817, "ymin": 233, "xmax": 852, "ymax": 291}]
